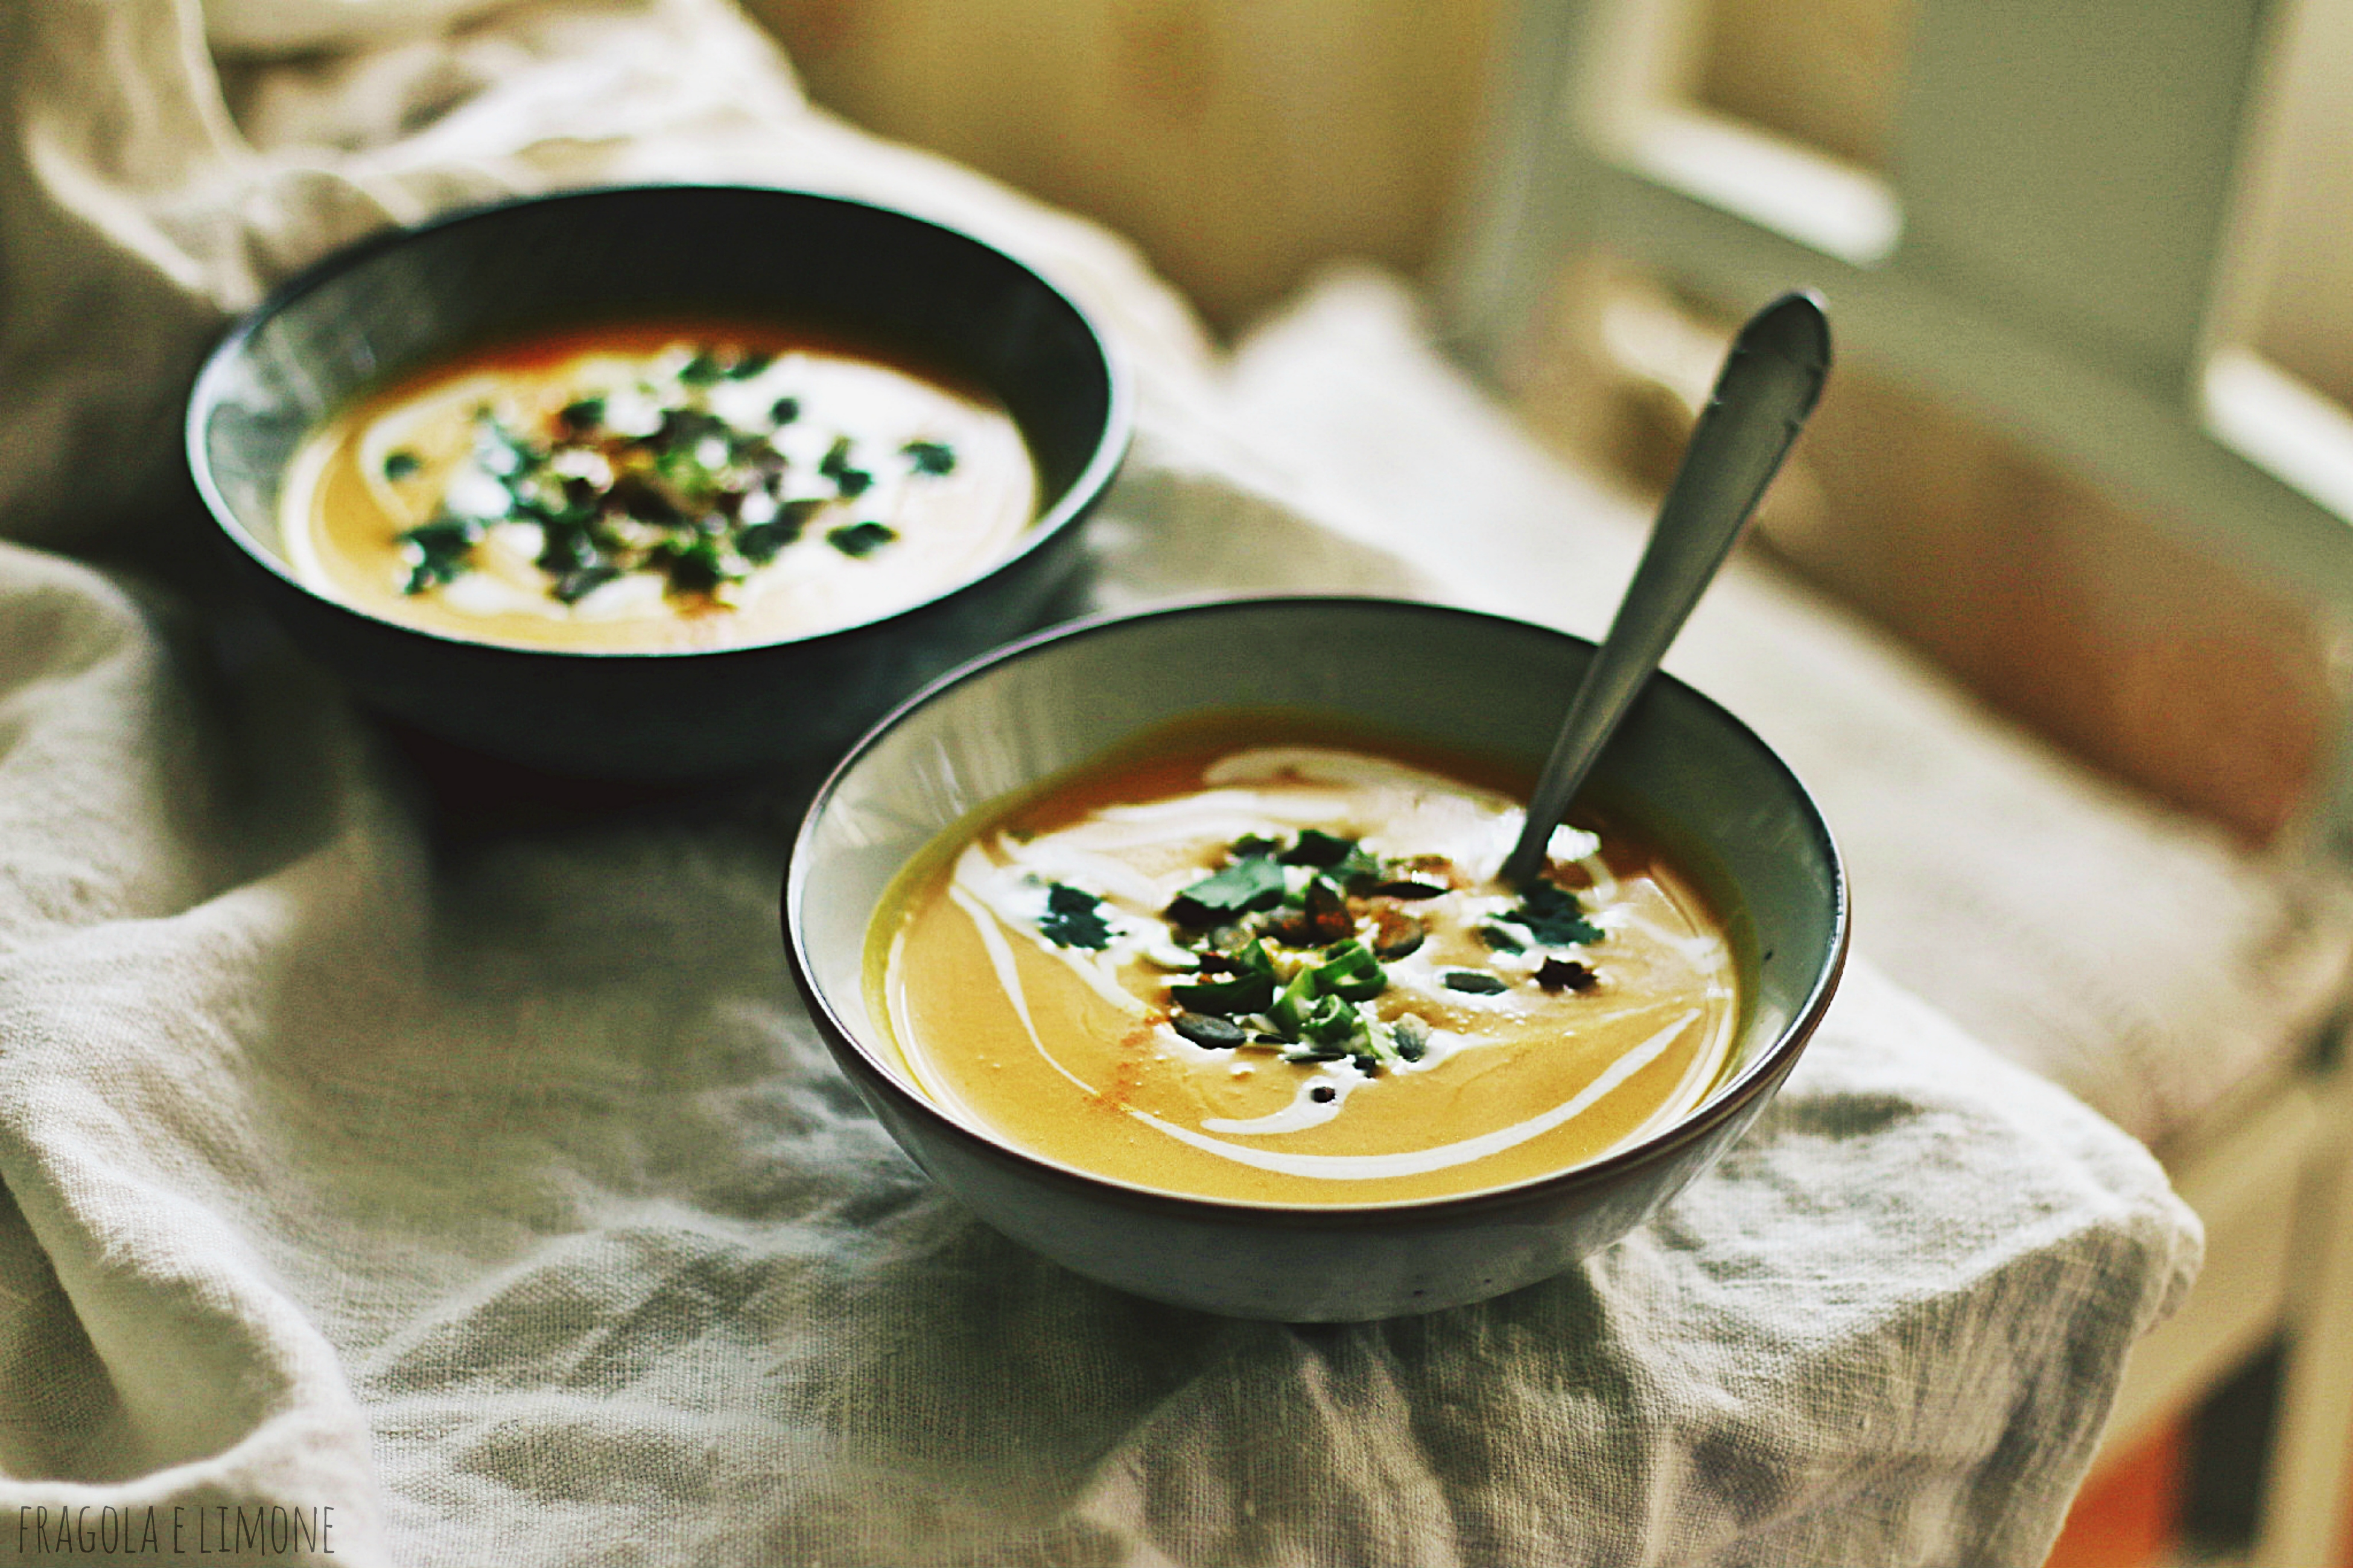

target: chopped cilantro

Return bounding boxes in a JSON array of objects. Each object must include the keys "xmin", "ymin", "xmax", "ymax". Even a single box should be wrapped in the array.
[
  {"xmin": 372, "ymin": 347, "xmax": 959, "ymax": 611},
  {"xmin": 1442, "ymin": 971, "xmax": 1508, "ymax": 995},
  {"xmin": 1037, "ymin": 883, "xmax": 1112, "ymax": 949},
  {"xmin": 819, "ymin": 436, "xmax": 874, "ymax": 497},
  {"xmin": 1512, "ymin": 880, "xmax": 1603, "ymax": 947},
  {"xmin": 1279, "ymin": 829, "xmax": 1357, "ymax": 868},
  {"xmin": 903, "ymin": 439, "xmax": 956, "ymax": 475},
  {"xmin": 650, "ymin": 535, "xmax": 737, "ymax": 596},
  {"xmin": 827, "ymin": 521, "xmax": 896, "ymax": 557},
  {"xmin": 397, "ymin": 516, "xmax": 480, "ymax": 594},
  {"xmin": 737, "ymin": 500, "xmax": 821, "ymax": 564},
  {"xmin": 1478, "ymin": 924, "xmax": 1525, "ymax": 954},
  {"xmin": 550, "ymin": 563, "xmax": 621, "ymax": 605},
  {"xmin": 1166, "ymin": 855, "xmax": 1286, "ymax": 925}
]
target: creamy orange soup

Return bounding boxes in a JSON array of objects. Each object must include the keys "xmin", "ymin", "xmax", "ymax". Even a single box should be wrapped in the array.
[
  {"xmin": 871, "ymin": 723, "xmax": 1741, "ymax": 1205},
  {"xmin": 281, "ymin": 323, "xmax": 1038, "ymax": 652}
]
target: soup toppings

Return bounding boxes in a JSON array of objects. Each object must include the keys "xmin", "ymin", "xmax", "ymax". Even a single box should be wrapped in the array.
[
  {"xmin": 281, "ymin": 326, "xmax": 1037, "ymax": 652},
  {"xmin": 877, "ymin": 738, "xmax": 1739, "ymax": 1205}
]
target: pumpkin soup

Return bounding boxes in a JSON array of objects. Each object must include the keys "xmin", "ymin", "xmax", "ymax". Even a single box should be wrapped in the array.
[
  {"xmin": 872, "ymin": 727, "xmax": 1741, "ymax": 1205},
  {"xmin": 280, "ymin": 324, "xmax": 1037, "ymax": 652}
]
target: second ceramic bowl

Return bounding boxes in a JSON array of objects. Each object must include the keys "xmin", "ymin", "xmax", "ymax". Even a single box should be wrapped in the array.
[{"xmin": 186, "ymin": 185, "xmax": 1131, "ymax": 781}]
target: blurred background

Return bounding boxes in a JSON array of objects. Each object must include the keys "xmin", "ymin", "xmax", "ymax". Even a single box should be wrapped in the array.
[{"xmin": 742, "ymin": 0, "xmax": 2353, "ymax": 1563}]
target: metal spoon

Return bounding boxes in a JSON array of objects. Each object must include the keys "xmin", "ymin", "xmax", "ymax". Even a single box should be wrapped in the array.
[{"xmin": 1500, "ymin": 290, "xmax": 1832, "ymax": 886}]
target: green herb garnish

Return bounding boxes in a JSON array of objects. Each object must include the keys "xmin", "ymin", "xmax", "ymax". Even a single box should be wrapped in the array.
[
  {"xmin": 1478, "ymin": 924, "xmax": 1525, "ymax": 954},
  {"xmin": 679, "ymin": 349, "xmax": 726, "ymax": 385},
  {"xmin": 903, "ymin": 439, "xmax": 956, "ymax": 475},
  {"xmin": 397, "ymin": 516, "xmax": 481, "ymax": 594},
  {"xmin": 1037, "ymin": 883, "xmax": 1113, "ymax": 950},
  {"xmin": 827, "ymin": 521, "xmax": 896, "ymax": 557},
  {"xmin": 1169, "ymin": 970, "xmax": 1276, "ymax": 1016},
  {"xmin": 1510, "ymin": 880, "xmax": 1603, "ymax": 948},
  {"xmin": 469, "ymin": 412, "xmax": 530, "ymax": 478},
  {"xmin": 1278, "ymin": 829, "xmax": 1356, "ymax": 868},
  {"xmin": 383, "ymin": 449, "xmax": 422, "ymax": 481},
  {"xmin": 1442, "ymin": 971, "xmax": 1508, "ymax": 995},
  {"xmin": 1166, "ymin": 855, "xmax": 1287, "ymax": 926},
  {"xmin": 1310, "ymin": 939, "xmax": 1387, "ymax": 1001},
  {"xmin": 736, "ymin": 500, "xmax": 822, "ymax": 564},
  {"xmin": 550, "ymin": 563, "xmax": 621, "ymax": 605}
]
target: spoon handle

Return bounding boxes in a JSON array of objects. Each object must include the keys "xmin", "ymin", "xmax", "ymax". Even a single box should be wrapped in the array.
[{"xmin": 1502, "ymin": 291, "xmax": 1832, "ymax": 886}]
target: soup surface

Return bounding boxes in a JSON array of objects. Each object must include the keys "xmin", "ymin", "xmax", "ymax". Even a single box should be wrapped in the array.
[
  {"xmin": 871, "ymin": 723, "xmax": 1741, "ymax": 1205},
  {"xmin": 281, "ymin": 323, "xmax": 1038, "ymax": 652}
]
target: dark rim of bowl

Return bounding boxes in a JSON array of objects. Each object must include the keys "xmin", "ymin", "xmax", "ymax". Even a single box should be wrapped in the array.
[
  {"xmin": 783, "ymin": 592, "xmax": 1852, "ymax": 1225},
  {"xmin": 183, "ymin": 182, "xmax": 1134, "ymax": 664}
]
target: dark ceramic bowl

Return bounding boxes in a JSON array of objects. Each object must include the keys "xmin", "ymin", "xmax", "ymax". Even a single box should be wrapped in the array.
[
  {"xmin": 784, "ymin": 596, "xmax": 1847, "ymax": 1321},
  {"xmin": 186, "ymin": 185, "xmax": 1129, "ymax": 781}
]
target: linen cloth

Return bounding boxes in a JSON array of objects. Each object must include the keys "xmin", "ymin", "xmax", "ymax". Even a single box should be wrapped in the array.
[{"xmin": 0, "ymin": 1, "xmax": 2221, "ymax": 1563}]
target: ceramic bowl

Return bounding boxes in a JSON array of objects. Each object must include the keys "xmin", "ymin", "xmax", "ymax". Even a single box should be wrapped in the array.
[
  {"xmin": 186, "ymin": 185, "xmax": 1129, "ymax": 781},
  {"xmin": 784, "ymin": 595, "xmax": 1847, "ymax": 1321}
]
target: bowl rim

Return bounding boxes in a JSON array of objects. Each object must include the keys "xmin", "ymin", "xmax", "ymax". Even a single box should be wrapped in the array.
[
  {"xmin": 183, "ymin": 181, "xmax": 1134, "ymax": 664},
  {"xmin": 783, "ymin": 591, "xmax": 1851, "ymax": 1225}
]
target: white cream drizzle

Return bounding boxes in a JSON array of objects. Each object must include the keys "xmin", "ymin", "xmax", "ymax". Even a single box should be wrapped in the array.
[
  {"xmin": 1131, "ymin": 1010, "xmax": 1701, "ymax": 1180},
  {"xmin": 942, "ymin": 879, "xmax": 1099, "ymax": 1099},
  {"xmin": 1199, "ymin": 1067, "xmax": 1365, "ymax": 1135},
  {"xmin": 949, "ymin": 845, "xmax": 1146, "ymax": 1018}
]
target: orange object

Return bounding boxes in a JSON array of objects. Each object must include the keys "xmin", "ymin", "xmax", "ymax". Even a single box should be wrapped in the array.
[{"xmin": 2043, "ymin": 1421, "xmax": 2184, "ymax": 1568}]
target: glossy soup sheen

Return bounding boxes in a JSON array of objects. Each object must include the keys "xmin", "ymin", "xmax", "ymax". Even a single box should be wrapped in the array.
[
  {"xmin": 869, "ymin": 717, "xmax": 1742, "ymax": 1206},
  {"xmin": 279, "ymin": 322, "xmax": 1038, "ymax": 653}
]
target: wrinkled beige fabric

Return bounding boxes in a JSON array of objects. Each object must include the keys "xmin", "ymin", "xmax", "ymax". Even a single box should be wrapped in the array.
[{"xmin": 0, "ymin": 2, "xmax": 2214, "ymax": 1565}]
